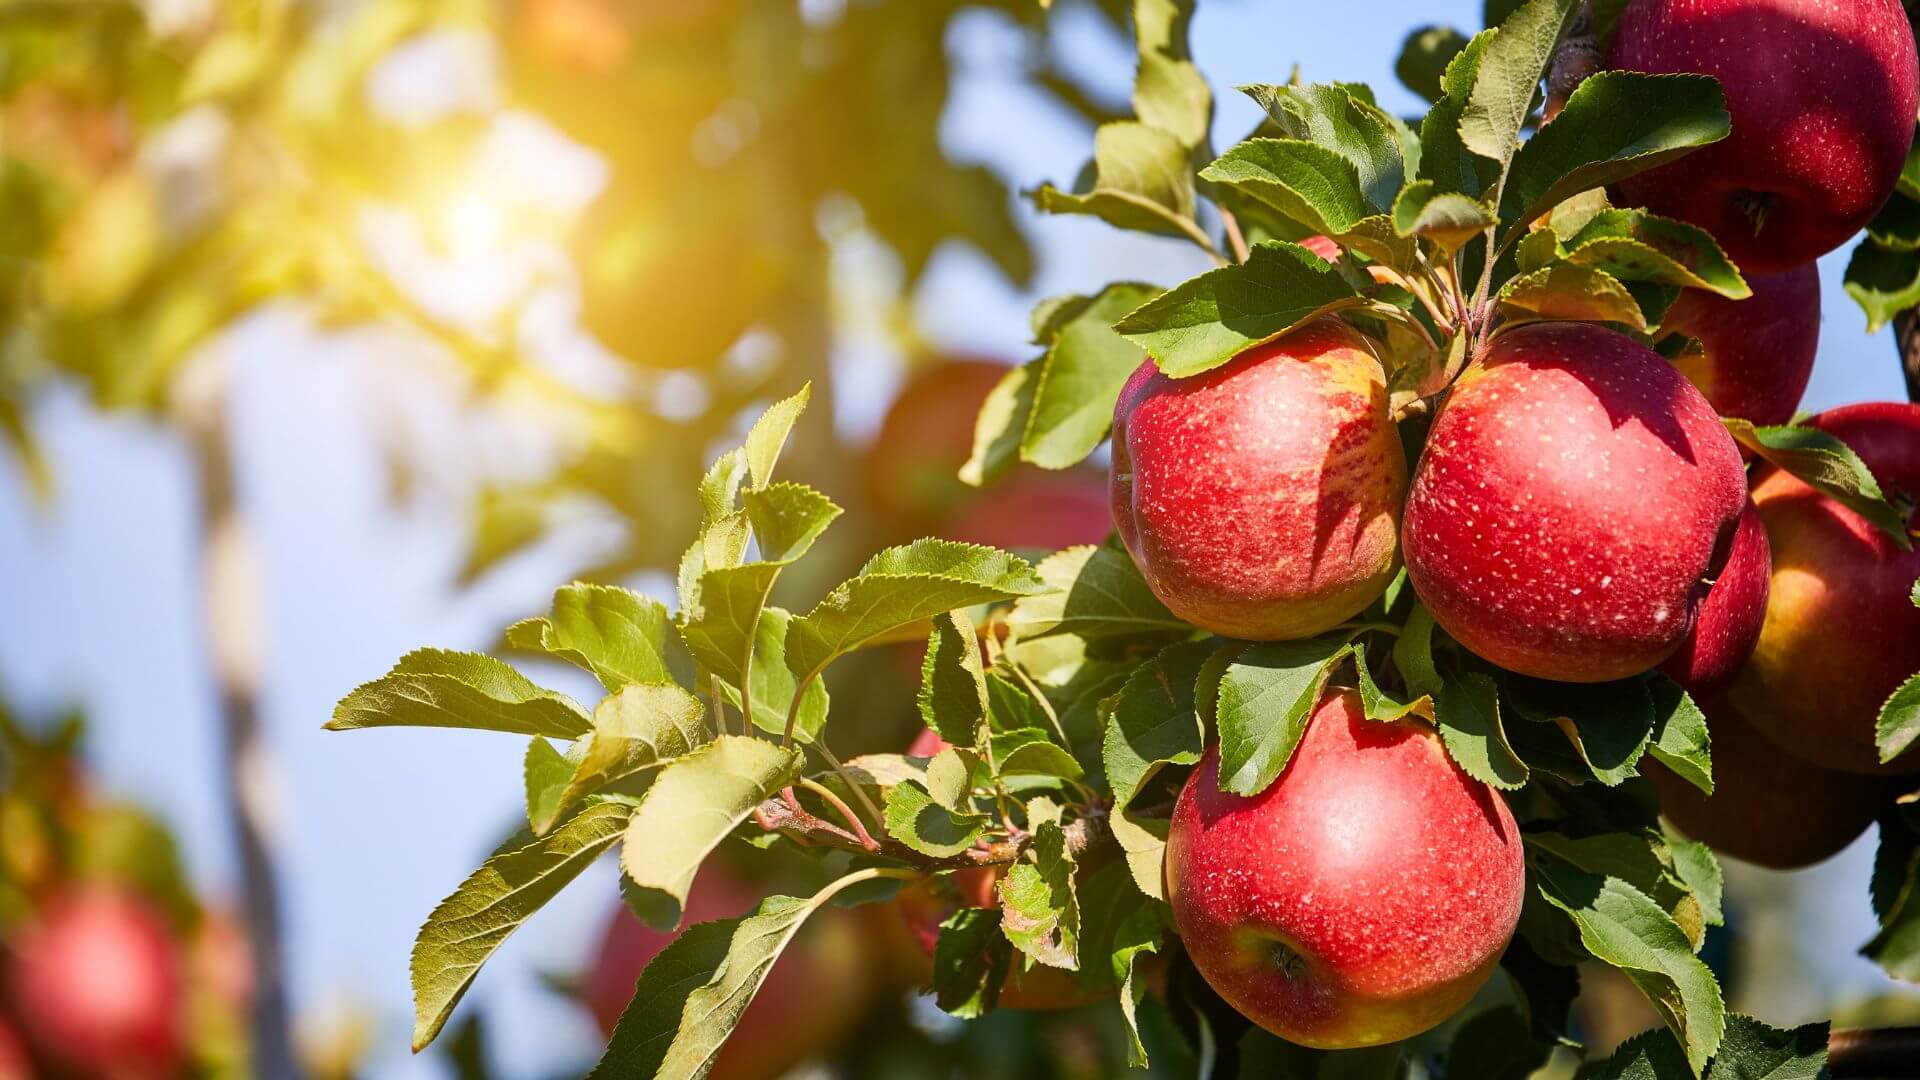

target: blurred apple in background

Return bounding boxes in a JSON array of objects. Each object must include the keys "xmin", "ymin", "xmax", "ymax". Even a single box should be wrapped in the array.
[
  {"xmin": 7, "ymin": 887, "xmax": 185, "ymax": 1079},
  {"xmin": 581, "ymin": 861, "xmax": 873, "ymax": 1079}
]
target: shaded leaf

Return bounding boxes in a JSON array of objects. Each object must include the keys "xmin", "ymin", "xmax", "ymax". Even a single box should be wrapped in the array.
[
  {"xmin": 1214, "ymin": 636, "xmax": 1351, "ymax": 796},
  {"xmin": 1881, "ymin": 674, "xmax": 1920, "ymax": 766},
  {"xmin": 1392, "ymin": 180, "xmax": 1496, "ymax": 250},
  {"xmin": 1397, "ymin": 25, "xmax": 1470, "ymax": 103},
  {"xmin": 1030, "ymin": 122, "xmax": 1207, "ymax": 247},
  {"xmin": 885, "ymin": 780, "xmax": 988, "ymax": 858},
  {"xmin": 920, "ymin": 609, "xmax": 991, "ymax": 746},
  {"xmin": 961, "ymin": 358, "xmax": 1042, "ymax": 488},
  {"xmin": 1844, "ymin": 242, "xmax": 1920, "ymax": 333},
  {"xmin": 933, "ymin": 906, "xmax": 1012, "ymax": 1018},
  {"xmin": 1647, "ymin": 675, "xmax": 1713, "ymax": 795},
  {"xmin": 1499, "ymin": 263, "xmax": 1646, "ymax": 330},
  {"xmin": 1562, "ymin": 210, "xmax": 1747, "ymax": 298},
  {"xmin": 999, "ymin": 802, "xmax": 1079, "ymax": 969},
  {"xmin": 1021, "ymin": 282, "xmax": 1160, "ymax": 470},
  {"xmin": 1103, "ymin": 640, "xmax": 1211, "ymax": 809},
  {"xmin": 1723, "ymin": 419, "xmax": 1914, "ymax": 550},
  {"xmin": 1435, "ymin": 672, "xmax": 1529, "ymax": 789},
  {"xmin": 1008, "ymin": 544, "xmax": 1185, "ymax": 640}
]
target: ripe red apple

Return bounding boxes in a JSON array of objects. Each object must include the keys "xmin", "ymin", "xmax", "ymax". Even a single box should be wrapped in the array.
[
  {"xmin": 1659, "ymin": 500, "xmax": 1771, "ymax": 692},
  {"xmin": 1663, "ymin": 266, "xmax": 1820, "ymax": 427},
  {"xmin": 1110, "ymin": 318, "xmax": 1406, "ymax": 640},
  {"xmin": 7, "ymin": 888, "xmax": 185, "ymax": 1079},
  {"xmin": 1298, "ymin": 235, "xmax": 1342, "ymax": 261},
  {"xmin": 1609, "ymin": 0, "xmax": 1919, "ymax": 272},
  {"xmin": 1726, "ymin": 402, "xmax": 1920, "ymax": 774},
  {"xmin": 582, "ymin": 862, "xmax": 872, "ymax": 1078},
  {"xmin": 865, "ymin": 359, "xmax": 1012, "ymax": 527},
  {"xmin": 1167, "ymin": 689, "xmax": 1525, "ymax": 1049},
  {"xmin": 0, "ymin": 1018, "xmax": 29, "ymax": 1080},
  {"xmin": 1403, "ymin": 323, "xmax": 1748, "ymax": 682},
  {"xmin": 1647, "ymin": 696, "xmax": 1889, "ymax": 869}
]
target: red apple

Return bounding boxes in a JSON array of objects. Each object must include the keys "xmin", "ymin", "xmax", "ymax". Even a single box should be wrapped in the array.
[
  {"xmin": 1663, "ymin": 266, "xmax": 1820, "ymax": 427},
  {"xmin": 866, "ymin": 359, "xmax": 1012, "ymax": 527},
  {"xmin": 1167, "ymin": 689, "xmax": 1525, "ymax": 1049},
  {"xmin": 1648, "ymin": 696, "xmax": 1889, "ymax": 869},
  {"xmin": 1298, "ymin": 235, "xmax": 1342, "ymax": 261},
  {"xmin": 0, "ymin": 1018, "xmax": 29, "ymax": 1080},
  {"xmin": 906, "ymin": 727, "xmax": 950, "ymax": 758},
  {"xmin": 7, "ymin": 888, "xmax": 185, "ymax": 1079},
  {"xmin": 1726, "ymin": 402, "xmax": 1920, "ymax": 774},
  {"xmin": 582, "ymin": 862, "xmax": 872, "ymax": 1078},
  {"xmin": 1403, "ymin": 322, "xmax": 1748, "ymax": 682},
  {"xmin": 1659, "ymin": 500, "xmax": 1771, "ymax": 692},
  {"xmin": 938, "ymin": 472, "xmax": 1112, "ymax": 553},
  {"xmin": 1110, "ymin": 318, "xmax": 1406, "ymax": 640},
  {"xmin": 1609, "ymin": 0, "xmax": 1919, "ymax": 272}
]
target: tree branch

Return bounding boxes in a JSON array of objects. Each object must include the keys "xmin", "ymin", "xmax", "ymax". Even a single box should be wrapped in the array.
[
  {"xmin": 1893, "ymin": 308, "xmax": 1920, "ymax": 404},
  {"xmin": 753, "ymin": 796, "xmax": 1108, "ymax": 870},
  {"xmin": 1831, "ymin": 1025, "xmax": 1920, "ymax": 1077}
]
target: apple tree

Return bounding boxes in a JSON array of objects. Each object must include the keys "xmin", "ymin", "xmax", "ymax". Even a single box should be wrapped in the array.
[{"xmin": 331, "ymin": 0, "xmax": 1920, "ymax": 1077}]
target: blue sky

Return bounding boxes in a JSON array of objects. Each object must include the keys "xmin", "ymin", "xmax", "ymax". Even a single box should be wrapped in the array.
[{"xmin": 0, "ymin": 2, "xmax": 1912, "ymax": 1075}]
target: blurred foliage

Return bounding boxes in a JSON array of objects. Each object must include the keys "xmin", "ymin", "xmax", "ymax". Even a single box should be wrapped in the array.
[{"xmin": 0, "ymin": 0, "xmax": 1120, "ymax": 578}]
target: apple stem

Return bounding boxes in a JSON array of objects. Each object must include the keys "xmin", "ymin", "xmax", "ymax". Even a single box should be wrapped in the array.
[
  {"xmin": 796, "ymin": 776, "xmax": 881, "ymax": 851},
  {"xmin": 804, "ymin": 736, "xmax": 888, "ymax": 833}
]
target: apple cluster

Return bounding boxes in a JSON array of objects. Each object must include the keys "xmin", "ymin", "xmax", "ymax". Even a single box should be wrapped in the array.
[{"xmin": 1106, "ymin": 0, "xmax": 1920, "ymax": 1050}]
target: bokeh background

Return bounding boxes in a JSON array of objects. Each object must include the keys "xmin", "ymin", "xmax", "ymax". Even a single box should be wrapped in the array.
[{"xmin": 0, "ymin": 0, "xmax": 1914, "ymax": 1076}]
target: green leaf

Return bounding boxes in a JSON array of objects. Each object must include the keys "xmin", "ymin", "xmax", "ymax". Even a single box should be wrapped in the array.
[
  {"xmin": 1594, "ymin": 1014, "xmax": 1826, "ymax": 1079},
  {"xmin": 1534, "ymin": 859, "xmax": 1725, "ymax": 1074},
  {"xmin": 1722, "ymin": 419, "xmax": 1914, "ymax": 550},
  {"xmin": 1109, "ymin": 809, "xmax": 1171, "ymax": 902},
  {"xmin": 1864, "ymin": 811, "xmax": 1920, "ymax": 980},
  {"xmin": 589, "ymin": 869, "xmax": 895, "ymax": 1080},
  {"xmin": 1647, "ymin": 675, "xmax": 1713, "ymax": 795},
  {"xmin": 1200, "ymin": 139, "xmax": 1376, "ymax": 237},
  {"xmin": 741, "ymin": 482, "xmax": 840, "ymax": 563},
  {"xmin": 1030, "ymin": 122, "xmax": 1207, "ymax": 248},
  {"xmin": 1501, "ymin": 73, "xmax": 1730, "ymax": 232},
  {"xmin": 1353, "ymin": 647, "xmax": 1432, "ymax": 723},
  {"xmin": 1396, "ymin": 25, "xmax": 1471, "ymax": 103},
  {"xmin": 925, "ymin": 746, "xmax": 981, "ymax": 809},
  {"xmin": 1868, "ymin": 191, "xmax": 1920, "ymax": 253},
  {"xmin": 1419, "ymin": 29, "xmax": 1498, "ymax": 197},
  {"xmin": 618, "ymin": 736, "xmax": 804, "ymax": 929},
  {"xmin": 538, "ymin": 683, "xmax": 710, "ymax": 834},
  {"xmin": 1102, "ymin": 640, "xmax": 1212, "ymax": 809},
  {"xmin": 1392, "ymin": 180, "xmax": 1496, "ymax": 250},
  {"xmin": 1528, "ymin": 831, "xmax": 1705, "ymax": 947},
  {"xmin": 716, "ymin": 607, "xmax": 829, "ymax": 742},
  {"xmin": 1111, "ymin": 901, "xmax": 1164, "ymax": 1067},
  {"xmin": 1434, "ymin": 672, "xmax": 1529, "ymax": 790},
  {"xmin": 1021, "ymin": 282, "xmax": 1160, "ymax": 470},
  {"xmin": 411, "ymin": 802, "xmax": 630, "ymax": 1050},
  {"xmin": 1460, "ymin": 0, "xmax": 1580, "ymax": 167},
  {"xmin": 1445, "ymin": 1006, "xmax": 1553, "ymax": 1080},
  {"xmin": 679, "ymin": 483, "xmax": 841, "ymax": 688},
  {"xmin": 1880, "ymin": 673, "xmax": 1920, "ymax": 765},
  {"xmin": 885, "ymin": 779, "xmax": 988, "ymax": 857},
  {"xmin": 1131, "ymin": 0, "xmax": 1211, "ymax": 149},
  {"xmin": 504, "ymin": 584, "xmax": 674, "ymax": 691},
  {"xmin": 696, "ymin": 449, "xmax": 749, "ymax": 527},
  {"xmin": 961, "ymin": 358, "xmax": 1041, "ymax": 488},
  {"xmin": 1498, "ymin": 263, "xmax": 1647, "ymax": 330},
  {"xmin": 1214, "ymin": 636, "xmax": 1351, "ymax": 797},
  {"xmin": 1844, "ymin": 242, "xmax": 1920, "ymax": 333},
  {"xmin": 1561, "ymin": 210, "xmax": 1747, "ymax": 298},
  {"xmin": 523, "ymin": 737, "xmax": 580, "ymax": 832},
  {"xmin": 1007, "ymin": 545, "xmax": 1185, "ymax": 640},
  {"xmin": 1666, "ymin": 835, "xmax": 1725, "ymax": 928},
  {"xmin": 785, "ymin": 540, "xmax": 1049, "ymax": 684},
  {"xmin": 1240, "ymin": 83, "xmax": 1410, "ymax": 213},
  {"xmin": 999, "ymin": 802, "xmax": 1080, "ymax": 969},
  {"xmin": 1393, "ymin": 604, "xmax": 1443, "ymax": 698},
  {"xmin": 933, "ymin": 906, "xmax": 1013, "ymax": 1018},
  {"xmin": 1504, "ymin": 676, "xmax": 1654, "ymax": 787},
  {"xmin": 1111, "ymin": 240, "xmax": 1363, "ymax": 378},
  {"xmin": 742, "ymin": 383, "xmax": 810, "ymax": 491},
  {"xmin": 920, "ymin": 609, "xmax": 992, "ymax": 746},
  {"xmin": 328, "ymin": 649, "xmax": 592, "ymax": 739}
]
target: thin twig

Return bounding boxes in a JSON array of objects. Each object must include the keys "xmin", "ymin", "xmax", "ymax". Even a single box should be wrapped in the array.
[
  {"xmin": 806, "ymin": 737, "xmax": 886, "ymax": 831},
  {"xmin": 1220, "ymin": 208, "xmax": 1251, "ymax": 263},
  {"xmin": 796, "ymin": 776, "xmax": 880, "ymax": 851}
]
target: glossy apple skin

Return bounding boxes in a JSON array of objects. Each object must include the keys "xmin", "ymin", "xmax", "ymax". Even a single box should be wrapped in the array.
[
  {"xmin": 1649, "ymin": 696, "xmax": 1889, "ymax": 868},
  {"xmin": 1727, "ymin": 402, "xmax": 1920, "ymax": 773},
  {"xmin": 1609, "ymin": 0, "xmax": 1919, "ymax": 272},
  {"xmin": 8, "ymin": 889, "xmax": 184, "ymax": 1078},
  {"xmin": 1403, "ymin": 323, "xmax": 1748, "ymax": 682},
  {"xmin": 1659, "ymin": 500, "xmax": 1771, "ymax": 692},
  {"xmin": 1664, "ymin": 266, "xmax": 1820, "ymax": 427},
  {"xmin": 583, "ymin": 864, "xmax": 871, "ymax": 1079},
  {"xmin": 1111, "ymin": 318, "xmax": 1406, "ymax": 640},
  {"xmin": 1167, "ymin": 690, "xmax": 1525, "ymax": 1049}
]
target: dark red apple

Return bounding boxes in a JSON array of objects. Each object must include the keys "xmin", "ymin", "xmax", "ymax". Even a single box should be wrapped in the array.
[
  {"xmin": 1726, "ymin": 402, "xmax": 1920, "ymax": 773},
  {"xmin": 7, "ymin": 888, "xmax": 185, "ymax": 1079},
  {"xmin": 1111, "ymin": 318, "xmax": 1406, "ymax": 640},
  {"xmin": 0, "ymin": 1018, "xmax": 28, "ymax": 1080},
  {"xmin": 1659, "ymin": 500, "xmax": 1771, "ymax": 692},
  {"xmin": 582, "ymin": 862, "xmax": 872, "ymax": 1078},
  {"xmin": 1664, "ymin": 266, "xmax": 1820, "ymax": 427},
  {"xmin": 938, "ymin": 472, "xmax": 1111, "ymax": 553},
  {"xmin": 865, "ymin": 359, "xmax": 1012, "ymax": 527},
  {"xmin": 1648, "ymin": 696, "xmax": 1889, "ymax": 869},
  {"xmin": 1403, "ymin": 322, "xmax": 1748, "ymax": 682},
  {"xmin": 1167, "ymin": 689, "xmax": 1525, "ymax": 1049},
  {"xmin": 1609, "ymin": 0, "xmax": 1919, "ymax": 272}
]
